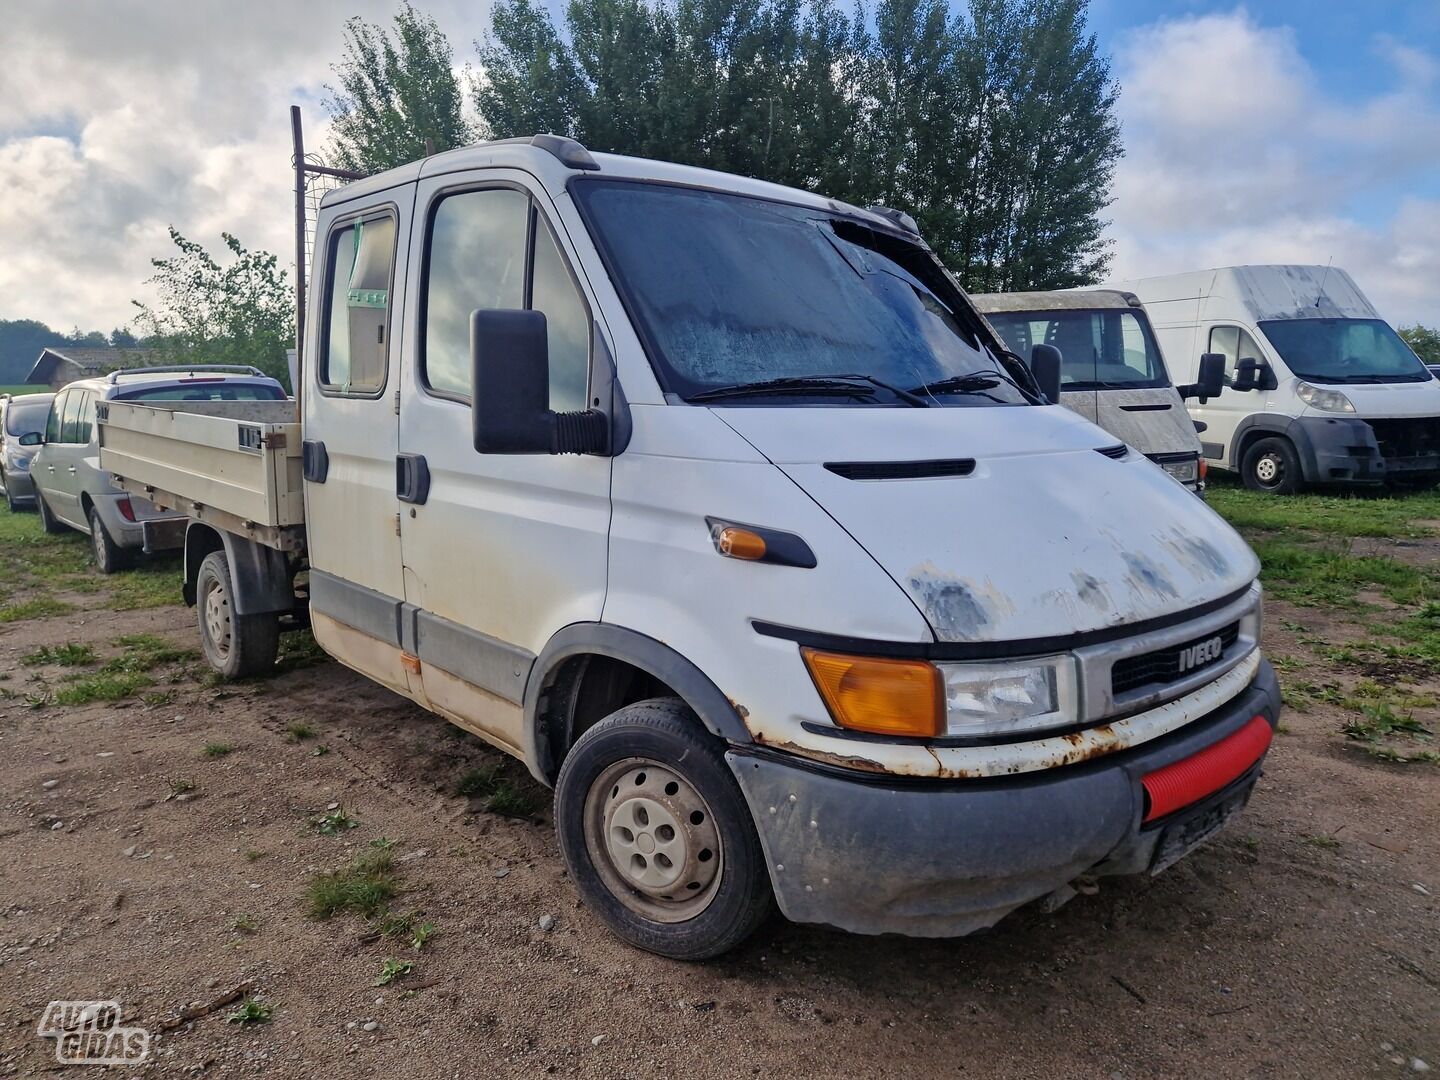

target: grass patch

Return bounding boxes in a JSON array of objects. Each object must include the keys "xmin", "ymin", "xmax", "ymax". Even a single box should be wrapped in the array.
[
  {"xmin": 1301, "ymin": 834, "xmax": 1341, "ymax": 849},
  {"xmin": 231, "ymin": 914, "xmax": 259, "ymax": 934},
  {"xmin": 202, "ymin": 741, "xmax": 234, "ymax": 758},
  {"xmin": 1248, "ymin": 536, "xmax": 1435, "ymax": 607},
  {"xmin": 21, "ymin": 642, "xmax": 96, "ymax": 667},
  {"xmin": 306, "ymin": 850, "xmax": 397, "ymax": 919},
  {"xmin": 103, "ymin": 634, "xmax": 198, "ymax": 673},
  {"xmin": 285, "ymin": 721, "xmax": 317, "ymax": 743},
  {"xmin": 0, "ymin": 597, "xmax": 74, "ymax": 623},
  {"xmin": 311, "ymin": 806, "xmax": 359, "ymax": 835},
  {"xmin": 275, "ymin": 630, "xmax": 329, "ymax": 673},
  {"xmin": 0, "ymin": 511, "xmax": 182, "ymax": 616},
  {"xmin": 455, "ymin": 763, "xmax": 542, "ymax": 818},
  {"xmin": 52, "ymin": 671, "xmax": 154, "ymax": 705},
  {"xmin": 1208, "ymin": 484, "xmax": 1440, "ymax": 539},
  {"xmin": 165, "ymin": 778, "xmax": 197, "ymax": 799}
]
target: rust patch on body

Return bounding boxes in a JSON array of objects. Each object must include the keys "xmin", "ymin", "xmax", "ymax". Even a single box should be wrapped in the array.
[{"xmin": 751, "ymin": 731, "xmax": 891, "ymax": 774}]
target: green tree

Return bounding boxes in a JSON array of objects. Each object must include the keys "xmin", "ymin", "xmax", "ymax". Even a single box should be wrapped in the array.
[
  {"xmin": 109, "ymin": 327, "xmax": 138, "ymax": 348},
  {"xmin": 1399, "ymin": 324, "xmax": 1440, "ymax": 365},
  {"xmin": 474, "ymin": 0, "xmax": 585, "ymax": 140},
  {"xmin": 131, "ymin": 229, "xmax": 294, "ymax": 389},
  {"xmin": 325, "ymin": 1, "xmax": 471, "ymax": 173}
]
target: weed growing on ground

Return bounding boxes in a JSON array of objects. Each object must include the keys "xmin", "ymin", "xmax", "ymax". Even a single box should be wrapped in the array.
[
  {"xmin": 226, "ymin": 998, "xmax": 273, "ymax": 1025},
  {"xmin": 202, "ymin": 742, "xmax": 234, "ymax": 758},
  {"xmin": 21, "ymin": 643, "xmax": 96, "ymax": 667},
  {"xmin": 306, "ymin": 850, "xmax": 397, "ymax": 918}
]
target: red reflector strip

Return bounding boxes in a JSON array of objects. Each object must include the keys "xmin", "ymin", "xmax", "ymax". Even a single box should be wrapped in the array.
[
  {"xmin": 116, "ymin": 497, "xmax": 135, "ymax": 522},
  {"xmin": 1142, "ymin": 715, "xmax": 1272, "ymax": 823}
]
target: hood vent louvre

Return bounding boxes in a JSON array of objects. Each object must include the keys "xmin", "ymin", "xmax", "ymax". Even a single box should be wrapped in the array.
[
  {"xmin": 824, "ymin": 459, "xmax": 976, "ymax": 481},
  {"xmin": 1094, "ymin": 444, "xmax": 1130, "ymax": 460}
]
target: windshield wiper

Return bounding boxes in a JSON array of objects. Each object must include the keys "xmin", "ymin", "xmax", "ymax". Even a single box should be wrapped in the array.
[
  {"xmin": 907, "ymin": 369, "xmax": 1026, "ymax": 401},
  {"xmin": 689, "ymin": 374, "xmax": 929, "ymax": 407}
]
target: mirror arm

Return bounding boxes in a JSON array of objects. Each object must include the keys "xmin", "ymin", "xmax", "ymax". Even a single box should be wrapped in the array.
[{"xmin": 551, "ymin": 409, "xmax": 609, "ymax": 455}]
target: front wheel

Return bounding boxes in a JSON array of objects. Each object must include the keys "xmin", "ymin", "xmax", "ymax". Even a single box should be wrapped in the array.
[
  {"xmin": 36, "ymin": 491, "xmax": 66, "ymax": 534},
  {"xmin": 555, "ymin": 698, "xmax": 773, "ymax": 960},
  {"xmin": 1242, "ymin": 436, "xmax": 1303, "ymax": 495},
  {"xmin": 195, "ymin": 550, "xmax": 280, "ymax": 679}
]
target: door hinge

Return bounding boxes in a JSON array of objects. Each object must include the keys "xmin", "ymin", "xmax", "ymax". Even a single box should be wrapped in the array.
[
  {"xmin": 393, "ymin": 390, "xmax": 400, "ymax": 415},
  {"xmin": 394, "ymin": 513, "xmax": 402, "ymax": 537}
]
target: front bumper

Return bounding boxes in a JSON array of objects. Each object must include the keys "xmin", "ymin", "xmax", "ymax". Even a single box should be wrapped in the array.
[
  {"xmin": 1294, "ymin": 415, "xmax": 1440, "ymax": 485},
  {"xmin": 726, "ymin": 660, "xmax": 1280, "ymax": 938},
  {"xmin": 1, "ymin": 464, "xmax": 36, "ymax": 501}
]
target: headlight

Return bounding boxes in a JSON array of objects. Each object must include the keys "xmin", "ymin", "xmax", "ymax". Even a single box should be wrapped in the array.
[
  {"xmin": 1158, "ymin": 457, "xmax": 1198, "ymax": 484},
  {"xmin": 939, "ymin": 656, "xmax": 1077, "ymax": 736},
  {"xmin": 1296, "ymin": 381, "xmax": 1355, "ymax": 413},
  {"xmin": 11, "ymin": 454, "xmax": 30, "ymax": 471}
]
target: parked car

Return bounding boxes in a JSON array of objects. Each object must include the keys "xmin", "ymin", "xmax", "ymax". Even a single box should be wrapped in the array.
[
  {"xmin": 0, "ymin": 392, "xmax": 55, "ymax": 511},
  {"xmin": 972, "ymin": 290, "xmax": 1223, "ymax": 494},
  {"xmin": 32, "ymin": 367, "xmax": 286, "ymax": 572},
  {"xmin": 99, "ymin": 130, "xmax": 1281, "ymax": 959},
  {"xmin": 1113, "ymin": 265, "xmax": 1440, "ymax": 494}
]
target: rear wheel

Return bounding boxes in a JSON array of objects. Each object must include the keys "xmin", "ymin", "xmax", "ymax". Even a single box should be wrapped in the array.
[
  {"xmin": 36, "ymin": 491, "xmax": 66, "ymax": 534},
  {"xmin": 555, "ymin": 698, "xmax": 773, "ymax": 960},
  {"xmin": 88, "ymin": 507, "xmax": 131, "ymax": 574},
  {"xmin": 1241, "ymin": 436, "xmax": 1303, "ymax": 495},
  {"xmin": 195, "ymin": 550, "xmax": 280, "ymax": 679}
]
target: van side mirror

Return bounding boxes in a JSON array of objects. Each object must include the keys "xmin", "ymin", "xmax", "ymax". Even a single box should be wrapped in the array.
[
  {"xmin": 17, "ymin": 431, "xmax": 42, "ymax": 447},
  {"xmin": 470, "ymin": 309, "xmax": 608, "ymax": 455},
  {"xmin": 1231, "ymin": 357, "xmax": 1276, "ymax": 393},
  {"xmin": 1180, "ymin": 353, "xmax": 1226, "ymax": 402},
  {"xmin": 1029, "ymin": 344, "xmax": 1063, "ymax": 404}
]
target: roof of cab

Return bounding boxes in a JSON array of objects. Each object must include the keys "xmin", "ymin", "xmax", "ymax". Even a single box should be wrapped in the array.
[
  {"xmin": 970, "ymin": 289, "xmax": 1142, "ymax": 313},
  {"xmin": 320, "ymin": 133, "xmax": 885, "ymax": 225},
  {"xmin": 64, "ymin": 369, "xmax": 281, "ymax": 397}
]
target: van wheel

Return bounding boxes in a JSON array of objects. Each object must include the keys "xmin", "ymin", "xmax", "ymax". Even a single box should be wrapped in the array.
[
  {"xmin": 2, "ymin": 472, "xmax": 18, "ymax": 513},
  {"xmin": 37, "ymin": 492, "xmax": 66, "ymax": 534},
  {"xmin": 1242, "ymin": 437, "xmax": 1303, "ymax": 495},
  {"xmin": 88, "ymin": 507, "xmax": 131, "ymax": 574},
  {"xmin": 196, "ymin": 550, "xmax": 279, "ymax": 678},
  {"xmin": 555, "ymin": 698, "xmax": 773, "ymax": 960}
]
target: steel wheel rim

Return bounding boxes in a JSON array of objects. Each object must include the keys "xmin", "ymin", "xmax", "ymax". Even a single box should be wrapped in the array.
[
  {"xmin": 202, "ymin": 575, "xmax": 232, "ymax": 660},
  {"xmin": 583, "ymin": 757, "xmax": 723, "ymax": 923},
  {"xmin": 1255, "ymin": 452, "xmax": 1282, "ymax": 486},
  {"xmin": 92, "ymin": 523, "xmax": 108, "ymax": 567}
]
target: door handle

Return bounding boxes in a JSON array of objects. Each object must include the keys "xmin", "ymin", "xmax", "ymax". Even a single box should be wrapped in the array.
[
  {"xmin": 67, "ymin": 467, "xmax": 77, "ymax": 474},
  {"xmin": 303, "ymin": 439, "xmax": 328, "ymax": 483},
  {"xmin": 396, "ymin": 453, "xmax": 430, "ymax": 505}
]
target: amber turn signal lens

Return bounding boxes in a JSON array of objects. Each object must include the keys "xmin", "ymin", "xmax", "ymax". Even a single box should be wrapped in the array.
[
  {"xmin": 716, "ymin": 526, "xmax": 767, "ymax": 561},
  {"xmin": 802, "ymin": 648, "xmax": 943, "ymax": 738},
  {"xmin": 1198, "ymin": 458, "xmax": 1208, "ymax": 482}
]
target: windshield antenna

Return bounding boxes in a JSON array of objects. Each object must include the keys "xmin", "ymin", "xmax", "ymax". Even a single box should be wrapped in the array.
[{"xmin": 1314, "ymin": 256, "xmax": 1334, "ymax": 309}]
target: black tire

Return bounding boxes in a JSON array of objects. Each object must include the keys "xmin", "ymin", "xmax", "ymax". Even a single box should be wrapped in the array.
[
  {"xmin": 1241, "ymin": 436, "xmax": 1303, "ymax": 495},
  {"xmin": 36, "ymin": 490, "xmax": 66, "ymax": 533},
  {"xmin": 88, "ymin": 506, "xmax": 131, "ymax": 574},
  {"xmin": 2, "ymin": 471, "xmax": 18, "ymax": 513},
  {"xmin": 555, "ymin": 698, "xmax": 773, "ymax": 960},
  {"xmin": 195, "ymin": 550, "xmax": 280, "ymax": 679}
]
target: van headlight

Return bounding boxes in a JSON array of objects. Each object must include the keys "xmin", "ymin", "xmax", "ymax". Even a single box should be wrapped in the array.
[
  {"xmin": 939, "ymin": 656, "xmax": 1077, "ymax": 736},
  {"xmin": 1296, "ymin": 381, "xmax": 1355, "ymax": 413}
]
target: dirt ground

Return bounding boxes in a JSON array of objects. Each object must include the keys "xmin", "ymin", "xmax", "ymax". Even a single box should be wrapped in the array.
[{"xmin": 0, "ymin": 592, "xmax": 1436, "ymax": 1079}]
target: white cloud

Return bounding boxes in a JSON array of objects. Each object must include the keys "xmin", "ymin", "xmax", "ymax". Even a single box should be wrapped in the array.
[
  {"xmin": 1106, "ymin": 8, "xmax": 1440, "ymax": 327},
  {"xmin": 0, "ymin": 0, "xmax": 485, "ymax": 332}
]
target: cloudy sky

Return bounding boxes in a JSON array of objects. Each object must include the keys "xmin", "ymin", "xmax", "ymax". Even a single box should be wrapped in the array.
[{"xmin": 1, "ymin": 0, "xmax": 1437, "ymax": 334}]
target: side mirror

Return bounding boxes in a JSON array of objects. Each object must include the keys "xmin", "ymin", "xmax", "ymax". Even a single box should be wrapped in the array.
[
  {"xmin": 1231, "ymin": 357, "xmax": 1275, "ymax": 393},
  {"xmin": 1180, "ymin": 353, "xmax": 1226, "ymax": 402},
  {"xmin": 17, "ymin": 431, "xmax": 42, "ymax": 447},
  {"xmin": 1030, "ymin": 344, "xmax": 1063, "ymax": 404},
  {"xmin": 471, "ymin": 309, "xmax": 608, "ymax": 455}
]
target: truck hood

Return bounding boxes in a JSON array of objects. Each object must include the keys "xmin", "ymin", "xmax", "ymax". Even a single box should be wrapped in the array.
[
  {"xmin": 716, "ymin": 405, "xmax": 1258, "ymax": 643},
  {"xmin": 1091, "ymin": 387, "xmax": 1201, "ymax": 458}
]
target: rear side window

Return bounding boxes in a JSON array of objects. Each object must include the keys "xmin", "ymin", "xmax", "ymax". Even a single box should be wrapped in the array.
[
  {"xmin": 60, "ymin": 390, "xmax": 85, "ymax": 443},
  {"xmin": 422, "ymin": 187, "xmax": 590, "ymax": 409},
  {"xmin": 77, "ymin": 392, "xmax": 97, "ymax": 445},
  {"xmin": 321, "ymin": 213, "xmax": 397, "ymax": 394}
]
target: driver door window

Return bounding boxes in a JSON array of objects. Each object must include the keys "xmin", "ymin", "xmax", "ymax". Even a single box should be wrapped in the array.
[{"xmin": 1208, "ymin": 326, "xmax": 1265, "ymax": 383}]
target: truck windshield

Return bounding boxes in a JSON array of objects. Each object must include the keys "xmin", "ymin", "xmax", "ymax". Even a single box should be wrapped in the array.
[
  {"xmin": 1258, "ymin": 318, "xmax": 1430, "ymax": 384},
  {"xmin": 4, "ymin": 400, "xmax": 50, "ymax": 436},
  {"xmin": 984, "ymin": 309, "xmax": 1169, "ymax": 390},
  {"xmin": 572, "ymin": 180, "xmax": 1029, "ymax": 405}
]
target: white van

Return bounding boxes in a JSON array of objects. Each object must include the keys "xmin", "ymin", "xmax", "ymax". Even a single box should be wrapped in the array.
[
  {"xmin": 98, "ymin": 130, "xmax": 1282, "ymax": 958},
  {"xmin": 1113, "ymin": 265, "xmax": 1440, "ymax": 493},
  {"xmin": 972, "ymin": 290, "xmax": 1222, "ymax": 493}
]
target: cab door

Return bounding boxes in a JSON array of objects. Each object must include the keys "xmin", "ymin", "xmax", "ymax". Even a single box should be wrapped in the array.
[
  {"xmin": 1200, "ymin": 323, "xmax": 1269, "ymax": 465},
  {"xmin": 395, "ymin": 173, "xmax": 611, "ymax": 754},
  {"xmin": 303, "ymin": 195, "xmax": 418, "ymax": 699}
]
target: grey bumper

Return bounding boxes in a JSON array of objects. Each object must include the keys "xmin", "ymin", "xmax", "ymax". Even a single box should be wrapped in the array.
[
  {"xmin": 1289, "ymin": 415, "xmax": 1440, "ymax": 484},
  {"xmin": 2, "ymin": 467, "xmax": 37, "ymax": 501},
  {"xmin": 726, "ymin": 660, "xmax": 1280, "ymax": 938}
]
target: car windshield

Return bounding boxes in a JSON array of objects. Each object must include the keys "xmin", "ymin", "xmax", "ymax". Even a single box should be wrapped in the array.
[
  {"xmin": 984, "ymin": 308, "xmax": 1169, "ymax": 390},
  {"xmin": 1258, "ymin": 318, "xmax": 1429, "ymax": 383},
  {"xmin": 115, "ymin": 382, "xmax": 285, "ymax": 402},
  {"xmin": 572, "ymin": 180, "xmax": 1028, "ymax": 405},
  {"xmin": 4, "ymin": 400, "xmax": 51, "ymax": 436}
]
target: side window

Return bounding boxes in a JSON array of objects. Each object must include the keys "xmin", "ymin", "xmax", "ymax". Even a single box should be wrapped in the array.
[
  {"xmin": 60, "ymin": 390, "xmax": 85, "ymax": 443},
  {"xmin": 77, "ymin": 392, "xmax": 97, "ymax": 445},
  {"xmin": 423, "ymin": 188, "xmax": 529, "ymax": 398},
  {"xmin": 46, "ymin": 391, "xmax": 66, "ymax": 443},
  {"xmin": 1209, "ymin": 325, "xmax": 1241, "ymax": 379},
  {"xmin": 530, "ymin": 217, "xmax": 591, "ymax": 411},
  {"xmin": 320, "ymin": 213, "xmax": 396, "ymax": 394},
  {"xmin": 1236, "ymin": 328, "xmax": 1265, "ymax": 365},
  {"xmin": 422, "ymin": 187, "xmax": 591, "ymax": 408}
]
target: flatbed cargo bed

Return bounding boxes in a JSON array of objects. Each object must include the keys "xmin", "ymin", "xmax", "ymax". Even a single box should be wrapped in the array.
[{"xmin": 97, "ymin": 398, "xmax": 305, "ymax": 551}]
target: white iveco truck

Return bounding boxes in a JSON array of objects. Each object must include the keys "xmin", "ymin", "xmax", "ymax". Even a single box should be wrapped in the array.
[{"xmin": 97, "ymin": 118, "xmax": 1281, "ymax": 958}]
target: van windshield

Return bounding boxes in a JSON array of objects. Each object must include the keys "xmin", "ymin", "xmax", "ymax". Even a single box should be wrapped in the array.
[
  {"xmin": 4, "ymin": 400, "xmax": 51, "ymax": 437},
  {"xmin": 1258, "ymin": 318, "xmax": 1430, "ymax": 384},
  {"xmin": 983, "ymin": 309, "xmax": 1169, "ymax": 390},
  {"xmin": 572, "ymin": 180, "xmax": 1030, "ymax": 405}
]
